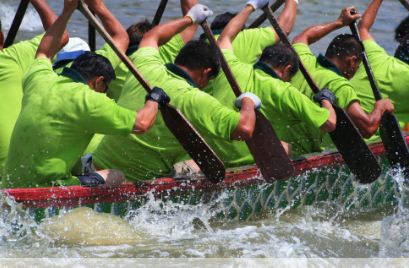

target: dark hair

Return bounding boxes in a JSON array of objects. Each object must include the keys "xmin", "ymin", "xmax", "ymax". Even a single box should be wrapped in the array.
[
  {"xmin": 211, "ymin": 12, "xmax": 238, "ymax": 31},
  {"xmin": 395, "ymin": 34, "xmax": 409, "ymax": 64},
  {"xmin": 260, "ymin": 43, "xmax": 300, "ymax": 78},
  {"xmin": 325, "ymin": 34, "xmax": 362, "ymax": 61},
  {"xmin": 127, "ymin": 19, "xmax": 154, "ymax": 47},
  {"xmin": 175, "ymin": 40, "xmax": 220, "ymax": 79},
  {"xmin": 71, "ymin": 52, "xmax": 116, "ymax": 84},
  {"xmin": 395, "ymin": 16, "xmax": 409, "ymax": 43}
]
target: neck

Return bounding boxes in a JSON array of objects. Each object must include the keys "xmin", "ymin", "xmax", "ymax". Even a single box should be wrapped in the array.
[
  {"xmin": 178, "ymin": 65, "xmax": 192, "ymax": 76},
  {"xmin": 327, "ymin": 56, "xmax": 350, "ymax": 79}
]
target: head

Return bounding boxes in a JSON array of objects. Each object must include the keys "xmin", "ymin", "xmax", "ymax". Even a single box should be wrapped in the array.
[
  {"xmin": 71, "ymin": 52, "xmax": 116, "ymax": 93},
  {"xmin": 175, "ymin": 40, "xmax": 220, "ymax": 89},
  {"xmin": 211, "ymin": 12, "xmax": 242, "ymax": 31},
  {"xmin": 127, "ymin": 20, "xmax": 154, "ymax": 47},
  {"xmin": 395, "ymin": 16, "xmax": 409, "ymax": 44},
  {"xmin": 0, "ymin": 19, "xmax": 3, "ymax": 50},
  {"xmin": 325, "ymin": 34, "xmax": 362, "ymax": 79},
  {"xmin": 259, "ymin": 43, "xmax": 299, "ymax": 82}
]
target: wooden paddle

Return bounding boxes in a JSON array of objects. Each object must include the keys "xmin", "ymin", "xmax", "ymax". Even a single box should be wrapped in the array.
[
  {"xmin": 4, "ymin": 0, "xmax": 30, "ymax": 48},
  {"xmin": 399, "ymin": 0, "xmax": 409, "ymax": 11},
  {"xmin": 350, "ymin": 21, "xmax": 409, "ymax": 173},
  {"xmin": 152, "ymin": 0, "xmax": 169, "ymax": 25},
  {"xmin": 248, "ymin": 0, "xmax": 285, "ymax": 29},
  {"xmin": 262, "ymin": 5, "xmax": 381, "ymax": 183},
  {"xmin": 201, "ymin": 20, "xmax": 294, "ymax": 182},
  {"xmin": 78, "ymin": 1, "xmax": 226, "ymax": 183},
  {"xmin": 88, "ymin": 10, "xmax": 96, "ymax": 51}
]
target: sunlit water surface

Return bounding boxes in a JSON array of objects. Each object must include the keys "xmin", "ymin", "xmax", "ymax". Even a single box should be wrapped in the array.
[{"xmin": 0, "ymin": 0, "xmax": 408, "ymax": 259}]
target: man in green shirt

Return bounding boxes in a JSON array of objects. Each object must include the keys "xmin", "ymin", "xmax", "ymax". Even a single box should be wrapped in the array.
[
  {"xmin": 290, "ymin": 6, "xmax": 394, "ymax": 139},
  {"xmin": 93, "ymin": 4, "xmax": 259, "ymax": 181},
  {"xmin": 205, "ymin": 0, "xmax": 336, "ymax": 165},
  {"xmin": 2, "ymin": 0, "xmax": 165, "ymax": 188},
  {"xmin": 350, "ymin": 0, "xmax": 409, "ymax": 129},
  {"xmin": 394, "ymin": 15, "xmax": 409, "ymax": 64},
  {"xmin": 0, "ymin": 0, "xmax": 59, "ymax": 175}
]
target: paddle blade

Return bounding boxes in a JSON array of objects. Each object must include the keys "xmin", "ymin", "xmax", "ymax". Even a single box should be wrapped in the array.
[
  {"xmin": 329, "ymin": 106, "xmax": 381, "ymax": 183},
  {"xmin": 160, "ymin": 105, "xmax": 226, "ymax": 183},
  {"xmin": 379, "ymin": 112, "xmax": 409, "ymax": 171},
  {"xmin": 245, "ymin": 110, "xmax": 294, "ymax": 182}
]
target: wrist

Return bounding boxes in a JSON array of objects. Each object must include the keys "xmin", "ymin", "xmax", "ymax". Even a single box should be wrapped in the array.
[
  {"xmin": 184, "ymin": 15, "xmax": 194, "ymax": 25},
  {"xmin": 334, "ymin": 19, "xmax": 345, "ymax": 28},
  {"xmin": 245, "ymin": 4, "xmax": 256, "ymax": 12}
]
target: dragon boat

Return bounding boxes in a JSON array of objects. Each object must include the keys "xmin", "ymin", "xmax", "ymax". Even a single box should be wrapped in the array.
[{"xmin": 2, "ymin": 136, "xmax": 408, "ymax": 223}]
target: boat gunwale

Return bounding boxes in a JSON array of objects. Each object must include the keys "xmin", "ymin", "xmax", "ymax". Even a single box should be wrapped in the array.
[{"xmin": 1, "ymin": 136, "xmax": 401, "ymax": 209}]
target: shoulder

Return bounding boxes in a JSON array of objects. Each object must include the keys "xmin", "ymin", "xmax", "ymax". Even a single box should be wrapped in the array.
[{"xmin": 293, "ymin": 43, "xmax": 314, "ymax": 56}]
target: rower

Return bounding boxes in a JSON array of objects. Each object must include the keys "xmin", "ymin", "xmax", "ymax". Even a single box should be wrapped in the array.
[
  {"xmin": 92, "ymin": 4, "xmax": 258, "ymax": 181},
  {"xmin": 394, "ymin": 15, "xmax": 409, "ymax": 64},
  {"xmin": 0, "ymin": 0, "xmax": 60, "ymax": 175},
  {"xmin": 2, "ymin": 0, "xmax": 165, "ymax": 189},
  {"xmin": 202, "ymin": 0, "xmax": 336, "ymax": 165},
  {"xmin": 290, "ymin": 6, "xmax": 394, "ymax": 140},
  {"xmin": 350, "ymin": 0, "xmax": 409, "ymax": 130}
]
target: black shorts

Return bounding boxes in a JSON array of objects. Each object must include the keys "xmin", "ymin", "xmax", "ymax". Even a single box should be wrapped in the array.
[{"xmin": 78, "ymin": 172, "xmax": 105, "ymax": 187}]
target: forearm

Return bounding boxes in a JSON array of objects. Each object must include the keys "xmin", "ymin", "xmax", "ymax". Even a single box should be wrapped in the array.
[
  {"xmin": 293, "ymin": 19, "xmax": 343, "ymax": 45},
  {"xmin": 133, "ymin": 101, "xmax": 159, "ymax": 134},
  {"xmin": 180, "ymin": 0, "xmax": 198, "ymax": 43},
  {"xmin": 358, "ymin": 0, "xmax": 383, "ymax": 40},
  {"xmin": 347, "ymin": 102, "xmax": 382, "ymax": 138},
  {"xmin": 320, "ymin": 100, "xmax": 337, "ymax": 132},
  {"xmin": 31, "ymin": 0, "xmax": 58, "ymax": 30},
  {"xmin": 91, "ymin": 2, "xmax": 129, "ymax": 52},
  {"xmin": 231, "ymin": 98, "xmax": 256, "ymax": 141},
  {"xmin": 36, "ymin": 8, "xmax": 73, "ymax": 59},
  {"xmin": 218, "ymin": 5, "xmax": 254, "ymax": 50},
  {"xmin": 277, "ymin": 0, "xmax": 298, "ymax": 36},
  {"xmin": 140, "ymin": 17, "xmax": 192, "ymax": 49}
]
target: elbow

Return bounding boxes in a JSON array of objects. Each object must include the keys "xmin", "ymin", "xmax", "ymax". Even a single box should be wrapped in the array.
[
  {"xmin": 321, "ymin": 118, "xmax": 337, "ymax": 133},
  {"xmin": 61, "ymin": 31, "xmax": 69, "ymax": 49},
  {"xmin": 360, "ymin": 128, "xmax": 376, "ymax": 139},
  {"xmin": 232, "ymin": 122, "xmax": 255, "ymax": 141}
]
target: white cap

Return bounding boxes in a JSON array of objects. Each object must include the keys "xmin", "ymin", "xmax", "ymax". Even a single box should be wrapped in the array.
[{"xmin": 55, "ymin": 37, "xmax": 91, "ymax": 63}]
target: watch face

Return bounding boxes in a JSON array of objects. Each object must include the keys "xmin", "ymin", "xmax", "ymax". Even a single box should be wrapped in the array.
[{"xmin": 151, "ymin": 92, "xmax": 160, "ymax": 101}]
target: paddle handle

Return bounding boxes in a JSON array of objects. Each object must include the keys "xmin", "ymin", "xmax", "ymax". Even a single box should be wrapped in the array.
[
  {"xmin": 88, "ymin": 10, "xmax": 96, "ymax": 51},
  {"xmin": 78, "ymin": 0, "xmax": 152, "ymax": 93},
  {"xmin": 262, "ymin": 5, "xmax": 321, "ymax": 94},
  {"xmin": 201, "ymin": 20, "xmax": 242, "ymax": 97},
  {"xmin": 152, "ymin": 0, "xmax": 168, "ymax": 25},
  {"xmin": 4, "ymin": 0, "xmax": 30, "ymax": 48},
  {"xmin": 248, "ymin": 0, "xmax": 285, "ymax": 29},
  {"xmin": 349, "ymin": 22, "xmax": 382, "ymax": 101}
]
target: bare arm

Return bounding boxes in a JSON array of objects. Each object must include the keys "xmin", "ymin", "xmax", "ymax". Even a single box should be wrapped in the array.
[
  {"xmin": 276, "ymin": 0, "xmax": 298, "ymax": 38},
  {"xmin": 85, "ymin": 0, "xmax": 129, "ymax": 53},
  {"xmin": 358, "ymin": 0, "xmax": 383, "ymax": 41},
  {"xmin": 133, "ymin": 101, "xmax": 159, "ymax": 134},
  {"xmin": 320, "ymin": 100, "xmax": 337, "ymax": 132},
  {"xmin": 31, "ymin": 0, "xmax": 58, "ymax": 30},
  {"xmin": 35, "ymin": 0, "xmax": 76, "ymax": 59},
  {"xmin": 293, "ymin": 6, "xmax": 360, "ymax": 45},
  {"xmin": 231, "ymin": 98, "xmax": 256, "ymax": 140},
  {"xmin": 179, "ymin": 0, "xmax": 198, "ymax": 44},
  {"xmin": 218, "ymin": 5, "xmax": 254, "ymax": 50},
  {"xmin": 140, "ymin": 17, "xmax": 192, "ymax": 49},
  {"xmin": 347, "ymin": 99, "xmax": 394, "ymax": 138}
]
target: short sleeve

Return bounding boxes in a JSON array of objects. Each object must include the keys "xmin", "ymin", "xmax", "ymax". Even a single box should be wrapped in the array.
[
  {"xmin": 96, "ymin": 44, "xmax": 121, "ymax": 69},
  {"xmin": 81, "ymin": 92, "xmax": 136, "ymax": 135},
  {"xmin": 232, "ymin": 27, "xmax": 276, "ymax": 64},
  {"xmin": 159, "ymin": 34, "xmax": 185, "ymax": 63},
  {"xmin": 282, "ymin": 86, "xmax": 330, "ymax": 129},
  {"xmin": 363, "ymin": 40, "xmax": 388, "ymax": 61},
  {"xmin": 22, "ymin": 57, "xmax": 56, "ymax": 93},
  {"xmin": 130, "ymin": 47, "xmax": 164, "ymax": 70},
  {"xmin": 5, "ymin": 34, "xmax": 43, "ymax": 72},
  {"xmin": 326, "ymin": 78, "xmax": 360, "ymax": 109},
  {"xmin": 293, "ymin": 43, "xmax": 317, "ymax": 69},
  {"xmin": 178, "ymin": 90, "xmax": 240, "ymax": 140},
  {"xmin": 223, "ymin": 48, "xmax": 241, "ymax": 67}
]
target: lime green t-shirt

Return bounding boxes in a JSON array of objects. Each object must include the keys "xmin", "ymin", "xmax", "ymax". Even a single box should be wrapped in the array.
[
  {"xmin": 207, "ymin": 49, "xmax": 330, "ymax": 165},
  {"xmin": 93, "ymin": 47, "xmax": 241, "ymax": 181},
  {"xmin": 2, "ymin": 58, "xmax": 137, "ymax": 188},
  {"xmin": 105, "ymin": 34, "xmax": 186, "ymax": 101},
  {"xmin": 0, "ymin": 35, "xmax": 43, "ymax": 175},
  {"xmin": 351, "ymin": 40, "xmax": 409, "ymax": 126},
  {"xmin": 290, "ymin": 43, "xmax": 360, "ymax": 109},
  {"xmin": 204, "ymin": 27, "xmax": 276, "ymax": 95}
]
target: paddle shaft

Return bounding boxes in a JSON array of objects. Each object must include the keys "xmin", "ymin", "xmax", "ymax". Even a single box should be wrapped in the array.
[
  {"xmin": 88, "ymin": 10, "xmax": 96, "ymax": 51},
  {"xmin": 248, "ymin": 0, "xmax": 285, "ymax": 29},
  {"xmin": 350, "ymin": 22, "xmax": 409, "ymax": 172},
  {"xmin": 262, "ymin": 6, "xmax": 382, "ymax": 183},
  {"xmin": 152, "ymin": 0, "xmax": 168, "ymax": 25},
  {"xmin": 201, "ymin": 20, "xmax": 294, "ymax": 181},
  {"xmin": 78, "ymin": 1, "xmax": 226, "ymax": 183},
  {"xmin": 4, "ymin": 0, "xmax": 30, "ymax": 48}
]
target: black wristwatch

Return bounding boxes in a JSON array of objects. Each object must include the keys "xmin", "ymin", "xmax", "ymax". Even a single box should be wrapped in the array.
[{"xmin": 146, "ymin": 87, "xmax": 171, "ymax": 106}]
